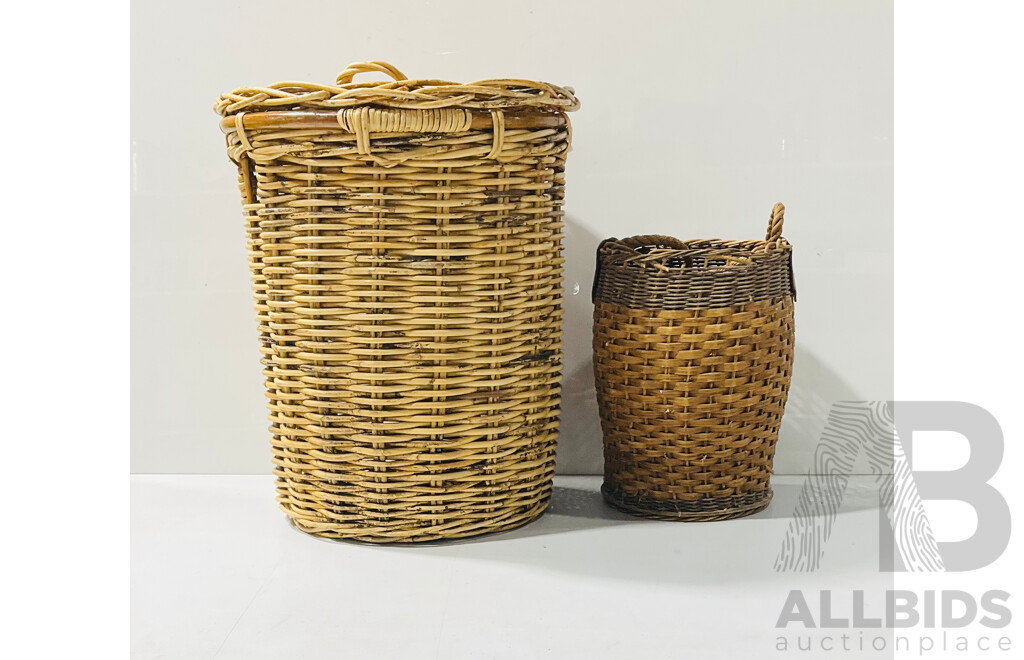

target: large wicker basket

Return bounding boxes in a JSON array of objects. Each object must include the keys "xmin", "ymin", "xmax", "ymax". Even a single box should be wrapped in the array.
[
  {"xmin": 215, "ymin": 61, "xmax": 579, "ymax": 542},
  {"xmin": 592, "ymin": 204, "xmax": 795, "ymax": 521}
]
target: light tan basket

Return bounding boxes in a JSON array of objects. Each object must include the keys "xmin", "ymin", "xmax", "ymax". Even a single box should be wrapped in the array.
[{"xmin": 215, "ymin": 61, "xmax": 579, "ymax": 542}]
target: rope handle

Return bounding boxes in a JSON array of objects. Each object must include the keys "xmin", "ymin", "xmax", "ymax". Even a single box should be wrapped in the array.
[
  {"xmin": 336, "ymin": 61, "xmax": 408, "ymax": 85},
  {"xmin": 765, "ymin": 202, "xmax": 785, "ymax": 243},
  {"xmin": 762, "ymin": 202, "xmax": 796, "ymax": 298}
]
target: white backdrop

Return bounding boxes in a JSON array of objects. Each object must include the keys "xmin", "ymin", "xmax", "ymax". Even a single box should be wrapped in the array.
[{"xmin": 131, "ymin": 0, "xmax": 892, "ymax": 475}]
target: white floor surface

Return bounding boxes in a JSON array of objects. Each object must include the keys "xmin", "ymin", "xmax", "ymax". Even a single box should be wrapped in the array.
[{"xmin": 132, "ymin": 474, "xmax": 890, "ymax": 659}]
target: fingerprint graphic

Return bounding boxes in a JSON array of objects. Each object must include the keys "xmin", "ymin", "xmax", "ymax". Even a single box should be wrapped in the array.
[
  {"xmin": 774, "ymin": 401, "xmax": 944, "ymax": 572},
  {"xmin": 888, "ymin": 424, "xmax": 945, "ymax": 571}
]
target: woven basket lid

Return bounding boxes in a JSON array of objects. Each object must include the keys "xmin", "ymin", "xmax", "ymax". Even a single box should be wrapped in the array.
[{"xmin": 214, "ymin": 60, "xmax": 579, "ymax": 116}]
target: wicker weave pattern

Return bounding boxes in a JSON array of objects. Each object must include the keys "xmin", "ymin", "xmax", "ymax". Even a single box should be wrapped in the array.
[
  {"xmin": 594, "ymin": 298, "xmax": 794, "ymax": 518},
  {"xmin": 593, "ymin": 204, "xmax": 795, "ymax": 521},
  {"xmin": 592, "ymin": 237, "xmax": 795, "ymax": 309},
  {"xmin": 601, "ymin": 483, "xmax": 773, "ymax": 521},
  {"xmin": 222, "ymin": 63, "xmax": 575, "ymax": 542}
]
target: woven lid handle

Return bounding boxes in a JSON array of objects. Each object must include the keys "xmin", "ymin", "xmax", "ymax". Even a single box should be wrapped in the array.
[
  {"xmin": 336, "ymin": 61, "xmax": 408, "ymax": 85},
  {"xmin": 765, "ymin": 202, "xmax": 786, "ymax": 243}
]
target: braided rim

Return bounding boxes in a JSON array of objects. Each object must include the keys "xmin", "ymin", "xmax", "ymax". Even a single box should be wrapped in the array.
[
  {"xmin": 215, "ymin": 71, "xmax": 579, "ymax": 116},
  {"xmin": 595, "ymin": 203, "xmax": 791, "ymax": 271},
  {"xmin": 599, "ymin": 235, "xmax": 792, "ymax": 271}
]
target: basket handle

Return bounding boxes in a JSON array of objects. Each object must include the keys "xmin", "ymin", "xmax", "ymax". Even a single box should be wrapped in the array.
[
  {"xmin": 336, "ymin": 61, "xmax": 408, "ymax": 85},
  {"xmin": 764, "ymin": 201, "xmax": 797, "ymax": 299},
  {"xmin": 765, "ymin": 202, "xmax": 786, "ymax": 243}
]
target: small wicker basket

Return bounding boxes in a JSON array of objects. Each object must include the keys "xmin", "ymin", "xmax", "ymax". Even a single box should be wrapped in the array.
[
  {"xmin": 215, "ymin": 62, "xmax": 578, "ymax": 542},
  {"xmin": 592, "ymin": 204, "xmax": 796, "ymax": 521}
]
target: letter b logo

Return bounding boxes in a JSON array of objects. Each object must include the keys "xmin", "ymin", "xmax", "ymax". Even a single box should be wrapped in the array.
[
  {"xmin": 776, "ymin": 401, "xmax": 1010, "ymax": 572},
  {"xmin": 894, "ymin": 402, "xmax": 1010, "ymax": 572}
]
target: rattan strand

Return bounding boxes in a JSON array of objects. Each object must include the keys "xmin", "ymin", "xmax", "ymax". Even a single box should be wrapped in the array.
[
  {"xmin": 601, "ymin": 483, "xmax": 772, "ymax": 521},
  {"xmin": 220, "ymin": 62, "xmax": 577, "ymax": 542},
  {"xmin": 214, "ymin": 60, "xmax": 578, "ymax": 116},
  {"xmin": 593, "ymin": 204, "xmax": 795, "ymax": 522}
]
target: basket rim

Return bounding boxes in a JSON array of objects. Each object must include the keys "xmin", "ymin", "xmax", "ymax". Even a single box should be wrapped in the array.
[
  {"xmin": 217, "ymin": 108, "xmax": 568, "ymax": 134},
  {"xmin": 215, "ymin": 62, "xmax": 579, "ymax": 117},
  {"xmin": 598, "ymin": 234, "xmax": 792, "ymax": 271}
]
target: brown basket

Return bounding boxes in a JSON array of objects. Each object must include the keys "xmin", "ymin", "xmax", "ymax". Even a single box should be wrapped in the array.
[
  {"xmin": 592, "ymin": 204, "xmax": 796, "ymax": 521},
  {"xmin": 215, "ymin": 61, "xmax": 579, "ymax": 542}
]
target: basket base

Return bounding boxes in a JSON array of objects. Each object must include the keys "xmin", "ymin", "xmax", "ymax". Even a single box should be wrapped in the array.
[
  {"xmin": 283, "ymin": 498, "xmax": 550, "ymax": 544},
  {"xmin": 601, "ymin": 482, "xmax": 772, "ymax": 522}
]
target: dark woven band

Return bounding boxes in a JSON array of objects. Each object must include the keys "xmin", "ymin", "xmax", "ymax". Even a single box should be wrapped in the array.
[
  {"xmin": 593, "ymin": 236, "xmax": 795, "ymax": 310},
  {"xmin": 601, "ymin": 482, "xmax": 772, "ymax": 522}
]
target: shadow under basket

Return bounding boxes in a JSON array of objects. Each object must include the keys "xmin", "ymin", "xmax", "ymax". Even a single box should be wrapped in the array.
[{"xmin": 592, "ymin": 204, "xmax": 796, "ymax": 522}]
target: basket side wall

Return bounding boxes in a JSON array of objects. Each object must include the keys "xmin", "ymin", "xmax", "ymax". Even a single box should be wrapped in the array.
[{"xmin": 228, "ymin": 122, "xmax": 571, "ymax": 541}]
